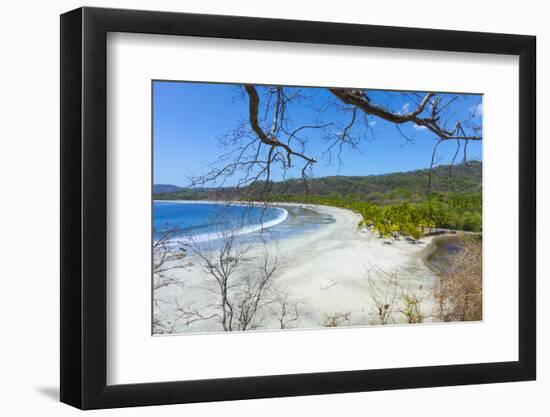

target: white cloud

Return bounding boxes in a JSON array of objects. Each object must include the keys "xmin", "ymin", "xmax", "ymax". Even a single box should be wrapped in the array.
[
  {"xmin": 400, "ymin": 102, "xmax": 410, "ymax": 114},
  {"xmin": 369, "ymin": 121, "xmax": 376, "ymax": 126},
  {"xmin": 470, "ymin": 102, "xmax": 483, "ymax": 117},
  {"xmin": 413, "ymin": 124, "xmax": 427, "ymax": 130}
]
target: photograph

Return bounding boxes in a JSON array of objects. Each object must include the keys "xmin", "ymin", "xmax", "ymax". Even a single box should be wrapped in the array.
[
  {"xmin": 152, "ymin": 81, "xmax": 483, "ymax": 335},
  {"xmin": 0, "ymin": 0, "xmax": 542, "ymax": 413}
]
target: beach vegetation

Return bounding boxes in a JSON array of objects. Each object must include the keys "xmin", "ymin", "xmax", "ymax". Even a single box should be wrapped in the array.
[
  {"xmin": 245, "ymin": 191, "xmax": 481, "ymax": 238},
  {"xmin": 152, "ymin": 226, "xmax": 189, "ymax": 334},
  {"xmin": 156, "ymin": 162, "xmax": 482, "ymax": 236},
  {"xmin": 365, "ymin": 265, "xmax": 429, "ymax": 325},
  {"xmin": 322, "ymin": 312, "xmax": 352, "ymax": 327},
  {"xmin": 398, "ymin": 291, "xmax": 426, "ymax": 324},
  {"xmin": 433, "ymin": 236, "xmax": 482, "ymax": 322},
  {"xmin": 365, "ymin": 265, "xmax": 399, "ymax": 325},
  {"xmin": 174, "ymin": 230, "xmax": 304, "ymax": 332}
]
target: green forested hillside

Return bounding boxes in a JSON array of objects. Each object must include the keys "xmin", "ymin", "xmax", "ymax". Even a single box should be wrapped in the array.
[
  {"xmin": 154, "ymin": 161, "xmax": 481, "ymax": 203},
  {"xmin": 154, "ymin": 162, "xmax": 482, "ymax": 234}
]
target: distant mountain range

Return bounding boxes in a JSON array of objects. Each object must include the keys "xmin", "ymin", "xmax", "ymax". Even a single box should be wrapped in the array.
[
  {"xmin": 154, "ymin": 161, "xmax": 482, "ymax": 202},
  {"xmin": 153, "ymin": 184, "xmax": 185, "ymax": 194}
]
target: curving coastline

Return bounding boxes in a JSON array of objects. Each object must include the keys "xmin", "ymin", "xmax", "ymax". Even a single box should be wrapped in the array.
[
  {"xmin": 155, "ymin": 203, "xmax": 442, "ymax": 333},
  {"xmin": 154, "ymin": 200, "xmax": 289, "ymax": 245}
]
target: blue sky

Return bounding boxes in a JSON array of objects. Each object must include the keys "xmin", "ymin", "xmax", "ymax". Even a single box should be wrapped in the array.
[{"xmin": 153, "ymin": 81, "xmax": 482, "ymax": 186}]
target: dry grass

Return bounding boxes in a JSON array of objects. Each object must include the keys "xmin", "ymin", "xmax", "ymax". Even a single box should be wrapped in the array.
[
  {"xmin": 433, "ymin": 237, "xmax": 482, "ymax": 322},
  {"xmin": 322, "ymin": 312, "xmax": 352, "ymax": 327}
]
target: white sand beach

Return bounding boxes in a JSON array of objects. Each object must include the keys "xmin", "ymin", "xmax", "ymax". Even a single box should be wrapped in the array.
[{"xmin": 154, "ymin": 203, "xmax": 441, "ymax": 334}]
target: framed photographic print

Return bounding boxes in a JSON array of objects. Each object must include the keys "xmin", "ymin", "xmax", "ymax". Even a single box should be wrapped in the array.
[{"xmin": 60, "ymin": 6, "xmax": 536, "ymax": 409}]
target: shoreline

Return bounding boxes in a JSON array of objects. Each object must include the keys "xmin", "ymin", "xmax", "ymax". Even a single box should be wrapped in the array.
[
  {"xmin": 421, "ymin": 234, "xmax": 455, "ymax": 275},
  {"xmin": 155, "ymin": 202, "xmax": 443, "ymax": 333},
  {"xmin": 154, "ymin": 199, "xmax": 290, "ymax": 244},
  {"xmin": 421, "ymin": 232, "xmax": 477, "ymax": 275}
]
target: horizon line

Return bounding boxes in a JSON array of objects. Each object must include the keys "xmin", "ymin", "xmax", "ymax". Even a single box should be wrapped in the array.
[{"xmin": 154, "ymin": 160, "xmax": 482, "ymax": 188}]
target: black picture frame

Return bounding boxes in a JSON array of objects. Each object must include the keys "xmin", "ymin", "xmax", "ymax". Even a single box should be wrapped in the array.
[{"xmin": 60, "ymin": 6, "xmax": 536, "ymax": 410}]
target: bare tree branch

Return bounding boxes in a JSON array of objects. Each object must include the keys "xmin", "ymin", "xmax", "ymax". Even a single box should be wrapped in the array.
[
  {"xmin": 185, "ymin": 85, "xmax": 482, "ymax": 200},
  {"xmin": 328, "ymin": 89, "xmax": 482, "ymax": 141},
  {"xmin": 245, "ymin": 85, "xmax": 319, "ymax": 167},
  {"xmin": 185, "ymin": 229, "xmax": 299, "ymax": 331}
]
